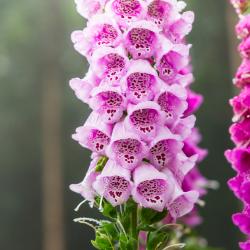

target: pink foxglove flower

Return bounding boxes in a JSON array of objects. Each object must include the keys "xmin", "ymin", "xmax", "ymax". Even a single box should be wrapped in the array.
[
  {"xmin": 69, "ymin": 0, "xmax": 210, "ymax": 248},
  {"xmin": 227, "ymin": 2, "xmax": 250, "ymax": 249},
  {"xmin": 72, "ymin": 112, "xmax": 112, "ymax": 153},
  {"xmin": 107, "ymin": 122, "xmax": 147, "ymax": 170},
  {"xmin": 70, "ymin": 157, "xmax": 100, "ymax": 203},
  {"xmin": 89, "ymin": 85, "xmax": 126, "ymax": 124},
  {"xmin": 124, "ymin": 20, "xmax": 160, "ymax": 59},
  {"xmin": 132, "ymin": 163, "xmax": 174, "ymax": 212},
  {"xmin": 122, "ymin": 59, "xmax": 160, "ymax": 104},
  {"xmin": 93, "ymin": 160, "xmax": 132, "ymax": 206}
]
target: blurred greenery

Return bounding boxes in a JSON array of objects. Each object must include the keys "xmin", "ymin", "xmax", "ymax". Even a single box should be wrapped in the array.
[{"xmin": 0, "ymin": 0, "xmax": 240, "ymax": 249}]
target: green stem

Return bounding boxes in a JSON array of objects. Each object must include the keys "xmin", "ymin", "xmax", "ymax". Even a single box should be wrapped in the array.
[{"xmin": 130, "ymin": 204, "xmax": 139, "ymax": 249}]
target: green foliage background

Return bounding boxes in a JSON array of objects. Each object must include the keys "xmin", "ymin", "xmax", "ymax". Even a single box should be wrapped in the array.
[{"xmin": 0, "ymin": 0, "xmax": 240, "ymax": 249}]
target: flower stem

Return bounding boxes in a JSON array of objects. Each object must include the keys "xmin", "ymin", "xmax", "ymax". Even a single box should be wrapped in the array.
[{"xmin": 130, "ymin": 204, "xmax": 138, "ymax": 249}]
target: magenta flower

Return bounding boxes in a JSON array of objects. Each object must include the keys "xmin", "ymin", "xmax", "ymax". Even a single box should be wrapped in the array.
[
  {"xmin": 230, "ymin": 87, "xmax": 250, "ymax": 121},
  {"xmin": 234, "ymin": 59, "xmax": 250, "ymax": 87},
  {"xmin": 236, "ymin": 14, "xmax": 250, "ymax": 39},
  {"xmin": 227, "ymin": 4, "xmax": 250, "ymax": 249},
  {"xmin": 240, "ymin": 240, "xmax": 250, "ymax": 250}
]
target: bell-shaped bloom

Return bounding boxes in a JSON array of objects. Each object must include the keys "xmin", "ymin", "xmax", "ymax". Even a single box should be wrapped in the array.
[
  {"xmin": 165, "ymin": 169, "xmax": 199, "ymax": 218},
  {"xmin": 105, "ymin": 0, "xmax": 146, "ymax": 29},
  {"xmin": 91, "ymin": 46, "xmax": 129, "ymax": 84},
  {"xmin": 184, "ymin": 89, "xmax": 203, "ymax": 117},
  {"xmin": 180, "ymin": 208, "xmax": 203, "ymax": 227},
  {"xmin": 230, "ymin": 87, "xmax": 250, "ymax": 122},
  {"xmin": 72, "ymin": 112, "xmax": 112, "ymax": 153},
  {"xmin": 146, "ymin": 0, "xmax": 179, "ymax": 29},
  {"xmin": 233, "ymin": 206, "xmax": 250, "ymax": 235},
  {"xmin": 234, "ymin": 59, "xmax": 250, "ymax": 87},
  {"xmin": 124, "ymin": 20, "xmax": 160, "ymax": 59},
  {"xmin": 171, "ymin": 115, "xmax": 196, "ymax": 139},
  {"xmin": 125, "ymin": 101, "xmax": 165, "ymax": 142},
  {"xmin": 236, "ymin": 14, "xmax": 250, "ymax": 39},
  {"xmin": 164, "ymin": 11, "xmax": 194, "ymax": 43},
  {"xmin": 148, "ymin": 126, "xmax": 182, "ymax": 169},
  {"xmin": 156, "ymin": 39, "xmax": 191, "ymax": 85},
  {"xmin": 231, "ymin": 0, "xmax": 249, "ymax": 15},
  {"xmin": 225, "ymin": 147, "xmax": 250, "ymax": 173},
  {"xmin": 182, "ymin": 167, "xmax": 209, "ymax": 197},
  {"xmin": 167, "ymin": 153, "xmax": 198, "ymax": 185},
  {"xmin": 132, "ymin": 163, "xmax": 174, "ymax": 211},
  {"xmin": 230, "ymin": 118, "xmax": 250, "ymax": 147},
  {"xmin": 155, "ymin": 83, "xmax": 188, "ymax": 125},
  {"xmin": 228, "ymin": 171, "xmax": 250, "ymax": 204},
  {"xmin": 240, "ymin": 240, "xmax": 250, "ymax": 250},
  {"xmin": 239, "ymin": 36, "xmax": 250, "ymax": 58},
  {"xmin": 183, "ymin": 128, "xmax": 208, "ymax": 162},
  {"xmin": 70, "ymin": 157, "xmax": 100, "ymax": 202},
  {"xmin": 74, "ymin": 0, "xmax": 107, "ymax": 19},
  {"xmin": 89, "ymin": 85, "xmax": 126, "ymax": 124},
  {"xmin": 93, "ymin": 160, "xmax": 132, "ymax": 206},
  {"xmin": 69, "ymin": 70, "xmax": 100, "ymax": 103},
  {"xmin": 122, "ymin": 60, "xmax": 160, "ymax": 104},
  {"xmin": 71, "ymin": 14, "xmax": 122, "ymax": 57},
  {"xmin": 106, "ymin": 122, "xmax": 148, "ymax": 170}
]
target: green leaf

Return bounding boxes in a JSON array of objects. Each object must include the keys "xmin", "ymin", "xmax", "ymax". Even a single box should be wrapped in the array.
[
  {"xmin": 184, "ymin": 237, "xmax": 223, "ymax": 250},
  {"xmin": 101, "ymin": 222, "xmax": 118, "ymax": 240},
  {"xmin": 138, "ymin": 224, "xmax": 156, "ymax": 232},
  {"xmin": 119, "ymin": 234, "xmax": 137, "ymax": 250},
  {"xmin": 91, "ymin": 234, "xmax": 114, "ymax": 250},
  {"xmin": 147, "ymin": 231, "xmax": 169, "ymax": 250},
  {"xmin": 102, "ymin": 201, "xmax": 117, "ymax": 219},
  {"xmin": 95, "ymin": 156, "xmax": 108, "ymax": 172},
  {"xmin": 140, "ymin": 208, "xmax": 168, "ymax": 225}
]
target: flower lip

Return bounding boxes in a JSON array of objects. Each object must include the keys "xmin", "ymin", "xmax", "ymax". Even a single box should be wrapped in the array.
[
  {"xmin": 107, "ymin": 122, "xmax": 148, "ymax": 170},
  {"xmin": 132, "ymin": 163, "xmax": 174, "ymax": 211},
  {"xmin": 124, "ymin": 20, "xmax": 160, "ymax": 59},
  {"xmin": 93, "ymin": 160, "xmax": 132, "ymax": 206}
]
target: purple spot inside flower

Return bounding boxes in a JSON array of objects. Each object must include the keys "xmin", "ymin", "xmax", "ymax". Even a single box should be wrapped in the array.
[
  {"xmin": 95, "ymin": 24, "xmax": 118, "ymax": 46},
  {"xmin": 103, "ymin": 176, "xmax": 129, "ymax": 202},
  {"xmin": 130, "ymin": 108, "xmax": 158, "ymax": 133},
  {"xmin": 127, "ymin": 73, "xmax": 155, "ymax": 101},
  {"xmin": 112, "ymin": 0, "xmax": 142, "ymax": 18},
  {"xmin": 137, "ymin": 179, "xmax": 167, "ymax": 204},
  {"xmin": 88, "ymin": 129, "xmax": 110, "ymax": 152}
]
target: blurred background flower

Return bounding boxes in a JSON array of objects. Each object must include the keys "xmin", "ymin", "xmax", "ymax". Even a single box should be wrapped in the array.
[{"xmin": 0, "ymin": 0, "xmax": 241, "ymax": 249}]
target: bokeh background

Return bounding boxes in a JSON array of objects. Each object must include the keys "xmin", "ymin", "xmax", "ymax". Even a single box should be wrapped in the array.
[{"xmin": 0, "ymin": 0, "xmax": 242, "ymax": 249}]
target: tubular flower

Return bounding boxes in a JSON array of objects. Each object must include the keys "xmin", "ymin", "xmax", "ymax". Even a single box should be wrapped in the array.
[
  {"xmin": 69, "ymin": 0, "xmax": 209, "ymax": 248},
  {"xmin": 227, "ymin": 2, "xmax": 250, "ymax": 249}
]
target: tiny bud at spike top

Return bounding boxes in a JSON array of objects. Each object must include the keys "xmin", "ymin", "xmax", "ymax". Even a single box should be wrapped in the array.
[
  {"xmin": 69, "ymin": 0, "xmax": 211, "ymax": 249},
  {"xmin": 227, "ymin": 1, "xmax": 250, "ymax": 249}
]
